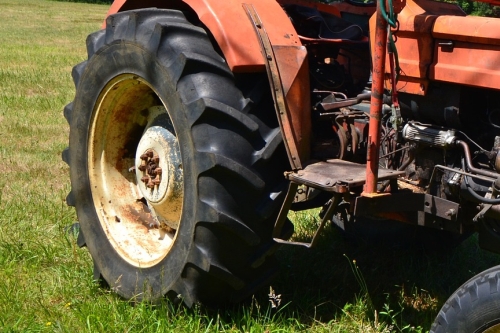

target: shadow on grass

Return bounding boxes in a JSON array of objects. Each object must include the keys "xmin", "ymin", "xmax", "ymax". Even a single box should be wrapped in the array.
[
  {"xmin": 262, "ymin": 219, "xmax": 500, "ymax": 329},
  {"xmin": 80, "ymin": 216, "xmax": 499, "ymax": 331}
]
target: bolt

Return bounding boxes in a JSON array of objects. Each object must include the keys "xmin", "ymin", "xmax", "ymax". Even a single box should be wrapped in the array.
[
  {"xmin": 147, "ymin": 165, "xmax": 154, "ymax": 174},
  {"xmin": 138, "ymin": 164, "xmax": 146, "ymax": 172},
  {"xmin": 445, "ymin": 209, "xmax": 456, "ymax": 217},
  {"xmin": 147, "ymin": 180, "xmax": 155, "ymax": 189},
  {"xmin": 141, "ymin": 176, "xmax": 149, "ymax": 183},
  {"xmin": 153, "ymin": 156, "xmax": 160, "ymax": 164},
  {"xmin": 153, "ymin": 177, "xmax": 161, "ymax": 186},
  {"xmin": 155, "ymin": 167, "xmax": 162, "ymax": 175},
  {"xmin": 140, "ymin": 153, "xmax": 149, "ymax": 161}
]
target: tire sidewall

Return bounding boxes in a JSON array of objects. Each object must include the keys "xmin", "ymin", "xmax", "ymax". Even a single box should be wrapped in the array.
[
  {"xmin": 431, "ymin": 265, "xmax": 500, "ymax": 333},
  {"xmin": 70, "ymin": 41, "xmax": 198, "ymax": 299}
]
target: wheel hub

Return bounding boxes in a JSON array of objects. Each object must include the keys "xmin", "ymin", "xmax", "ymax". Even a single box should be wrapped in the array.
[
  {"xmin": 135, "ymin": 108, "xmax": 183, "ymax": 229},
  {"xmin": 138, "ymin": 149, "xmax": 162, "ymax": 189},
  {"xmin": 88, "ymin": 75, "xmax": 184, "ymax": 268}
]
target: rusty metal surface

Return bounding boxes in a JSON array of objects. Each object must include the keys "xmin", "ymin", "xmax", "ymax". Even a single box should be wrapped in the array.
[
  {"xmin": 320, "ymin": 92, "xmax": 371, "ymax": 111},
  {"xmin": 273, "ymin": 46, "xmax": 311, "ymax": 166},
  {"xmin": 423, "ymin": 194, "xmax": 459, "ymax": 221},
  {"xmin": 355, "ymin": 192, "xmax": 461, "ymax": 229},
  {"xmin": 244, "ymin": 4, "xmax": 304, "ymax": 170},
  {"xmin": 364, "ymin": 0, "xmax": 388, "ymax": 194},
  {"xmin": 287, "ymin": 160, "xmax": 404, "ymax": 192},
  {"xmin": 355, "ymin": 192, "xmax": 425, "ymax": 216}
]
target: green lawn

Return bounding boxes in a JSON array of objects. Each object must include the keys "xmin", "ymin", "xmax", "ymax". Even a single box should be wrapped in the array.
[{"xmin": 0, "ymin": 0, "xmax": 499, "ymax": 332}]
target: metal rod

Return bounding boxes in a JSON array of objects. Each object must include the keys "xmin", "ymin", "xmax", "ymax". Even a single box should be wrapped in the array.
[
  {"xmin": 427, "ymin": 164, "xmax": 496, "ymax": 191},
  {"xmin": 364, "ymin": 0, "xmax": 389, "ymax": 194},
  {"xmin": 272, "ymin": 182, "xmax": 299, "ymax": 238},
  {"xmin": 274, "ymin": 193, "xmax": 341, "ymax": 248}
]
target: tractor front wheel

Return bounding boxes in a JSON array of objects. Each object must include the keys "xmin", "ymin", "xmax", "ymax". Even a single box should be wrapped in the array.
[{"xmin": 430, "ymin": 265, "xmax": 500, "ymax": 333}]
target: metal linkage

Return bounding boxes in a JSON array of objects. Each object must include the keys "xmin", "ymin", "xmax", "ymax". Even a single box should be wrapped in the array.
[{"xmin": 273, "ymin": 182, "xmax": 342, "ymax": 248}]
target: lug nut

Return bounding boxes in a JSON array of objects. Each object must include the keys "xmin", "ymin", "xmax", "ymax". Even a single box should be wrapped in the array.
[
  {"xmin": 147, "ymin": 180, "xmax": 155, "ymax": 189},
  {"xmin": 138, "ymin": 164, "xmax": 146, "ymax": 172},
  {"xmin": 141, "ymin": 176, "xmax": 149, "ymax": 183},
  {"xmin": 153, "ymin": 177, "xmax": 161, "ymax": 186},
  {"xmin": 155, "ymin": 167, "xmax": 162, "ymax": 175}
]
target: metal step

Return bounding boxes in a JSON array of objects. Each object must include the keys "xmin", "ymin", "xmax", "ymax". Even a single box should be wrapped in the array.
[{"xmin": 286, "ymin": 159, "xmax": 405, "ymax": 192}]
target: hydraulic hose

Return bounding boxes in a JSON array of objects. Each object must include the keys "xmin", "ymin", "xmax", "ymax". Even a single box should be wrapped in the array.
[
  {"xmin": 464, "ymin": 175, "xmax": 500, "ymax": 204},
  {"xmin": 457, "ymin": 140, "xmax": 499, "ymax": 179}
]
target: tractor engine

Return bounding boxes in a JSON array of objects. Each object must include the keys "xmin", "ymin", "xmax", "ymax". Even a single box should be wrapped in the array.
[{"xmin": 282, "ymin": 1, "xmax": 500, "ymax": 252}]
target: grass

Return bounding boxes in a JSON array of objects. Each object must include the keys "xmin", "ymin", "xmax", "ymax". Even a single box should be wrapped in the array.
[{"xmin": 0, "ymin": 0, "xmax": 499, "ymax": 332}]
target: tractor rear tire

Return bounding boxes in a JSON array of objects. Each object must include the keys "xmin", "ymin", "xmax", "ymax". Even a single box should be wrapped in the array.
[
  {"xmin": 63, "ymin": 9, "xmax": 288, "ymax": 307},
  {"xmin": 430, "ymin": 265, "xmax": 500, "ymax": 333}
]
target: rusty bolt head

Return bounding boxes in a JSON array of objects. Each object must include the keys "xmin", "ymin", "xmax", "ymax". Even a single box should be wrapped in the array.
[
  {"xmin": 138, "ymin": 164, "xmax": 147, "ymax": 172},
  {"xmin": 155, "ymin": 167, "xmax": 162, "ymax": 175},
  {"xmin": 153, "ymin": 177, "xmax": 161, "ymax": 186},
  {"xmin": 153, "ymin": 156, "xmax": 160, "ymax": 164},
  {"xmin": 140, "ymin": 151, "xmax": 154, "ymax": 160},
  {"xmin": 141, "ymin": 176, "xmax": 150, "ymax": 183},
  {"xmin": 147, "ymin": 181, "xmax": 155, "ymax": 189}
]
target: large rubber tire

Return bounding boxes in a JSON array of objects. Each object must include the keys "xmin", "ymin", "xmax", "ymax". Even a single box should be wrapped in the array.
[
  {"xmin": 63, "ymin": 9, "xmax": 289, "ymax": 307},
  {"xmin": 430, "ymin": 265, "xmax": 500, "ymax": 333}
]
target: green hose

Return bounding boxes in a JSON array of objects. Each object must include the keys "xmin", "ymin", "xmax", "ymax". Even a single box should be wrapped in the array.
[{"xmin": 379, "ymin": 0, "xmax": 401, "ymax": 82}]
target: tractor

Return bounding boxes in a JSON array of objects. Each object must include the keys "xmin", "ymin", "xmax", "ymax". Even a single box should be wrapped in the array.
[{"xmin": 63, "ymin": 0, "xmax": 500, "ymax": 331}]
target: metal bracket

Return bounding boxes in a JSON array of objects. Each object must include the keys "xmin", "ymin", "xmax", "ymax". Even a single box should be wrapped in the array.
[
  {"xmin": 474, "ymin": 203, "xmax": 493, "ymax": 222},
  {"xmin": 273, "ymin": 182, "xmax": 341, "ymax": 248},
  {"xmin": 243, "ymin": 3, "xmax": 302, "ymax": 170}
]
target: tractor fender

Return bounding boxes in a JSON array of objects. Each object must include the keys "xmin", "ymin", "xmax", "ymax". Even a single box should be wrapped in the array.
[
  {"xmin": 105, "ymin": 0, "xmax": 311, "ymax": 167},
  {"xmin": 106, "ymin": 0, "xmax": 300, "ymax": 72}
]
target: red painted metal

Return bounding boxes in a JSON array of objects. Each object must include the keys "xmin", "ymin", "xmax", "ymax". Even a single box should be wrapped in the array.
[
  {"xmin": 104, "ymin": 0, "xmax": 311, "ymax": 168},
  {"xmin": 104, "ymin": 0, "xmax": 301, "ymax": 72},
  {"xmin": 431, "ymin": 15, "xmax": 500, "ymax": 90},
  {"xmin": 370, "ymin": 0, "xmax": 466, "ymax": 96},
  {"xmin": 476, "ymin": 0, "xmax": 500, "ymax": 4},
  {"xmin": 364, "ymin": 0, "xmax": 388, "ymax": 195}
]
